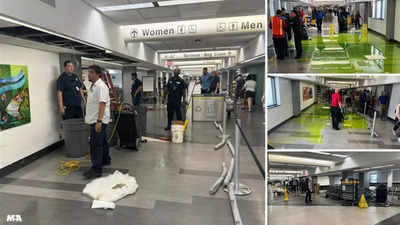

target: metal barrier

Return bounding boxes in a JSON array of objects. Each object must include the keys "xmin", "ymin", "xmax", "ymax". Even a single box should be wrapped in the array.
[
  {"xmin": 210, "ymin": 100, "xmax": 265, "ymax": 224},
  {"xmin": 357, "ymin": 103, "xmax": 379, "ymax": 137}
]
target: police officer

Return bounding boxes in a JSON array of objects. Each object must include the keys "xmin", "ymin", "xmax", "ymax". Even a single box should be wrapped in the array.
[
  {"xmin": 57, "ymin": 60, "xmax": 86, "ymax": 120},
  {"xmin": 131, "ymin": 73, "xmax": 143, "ymax": 106},
  {"xmin": 165, "ymin": 68, "xmax": 186, "ymax": 131}
]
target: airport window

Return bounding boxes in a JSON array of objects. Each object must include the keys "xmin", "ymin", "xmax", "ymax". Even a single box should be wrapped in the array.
[
  {"xmin": 267, "ymin": 76, "xmax": 280, "ymax": 108},
  {"xmin": 372, "ymin": 0, "xmax": 385, "ymax": 19}
]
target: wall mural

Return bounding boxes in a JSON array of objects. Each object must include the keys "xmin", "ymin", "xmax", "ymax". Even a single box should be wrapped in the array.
[
  {"xmin": 303, "ymin": 87, "xmax": 313, "ymax": 101},
  {"xmin": 0, "ymin": 64, "xmax": 31, "ymax": 131}
]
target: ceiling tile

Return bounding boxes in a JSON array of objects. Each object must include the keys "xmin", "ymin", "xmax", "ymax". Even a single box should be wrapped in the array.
[
  {"xmin": 103, "ymin": 10, "xmax": 144, "ymax": 24},
  {"xmin": 178, "ymin": 2, "xmax": 221, "ymax": 19},
  {"xmin": 87, "ymin": 0, "xmax": 130, "ymax": 7},
  {"xmin": 138, "ymin": 6, "xmax": 180, "ymax": 19}
]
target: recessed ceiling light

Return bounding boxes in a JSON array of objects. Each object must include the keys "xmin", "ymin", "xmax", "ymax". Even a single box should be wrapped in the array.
[
  {"xmin": 98, "ymin": 3, "xmax": 154, "ymax": 12},
  {"xmin": 158, "ymin": 0, "xmax": 224, "ymax": 7}
]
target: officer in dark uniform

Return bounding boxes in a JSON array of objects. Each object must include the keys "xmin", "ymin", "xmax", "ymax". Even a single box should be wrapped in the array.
[
  {"xmin": 165, "ymin": 68, "xmax": 186, "ymax": 131},
  {"xmin": 131, "ymin": 73, "xmax": 143, "ymax": 106},
  {"xmin": 57, "ymin": 60, "xmax": 86, "ymax": 120}
]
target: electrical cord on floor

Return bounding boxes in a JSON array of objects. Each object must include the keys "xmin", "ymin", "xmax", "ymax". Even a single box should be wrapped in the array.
[{"xmin": 56, "ymin": 160, "xmax": 81, "ymax": 176}]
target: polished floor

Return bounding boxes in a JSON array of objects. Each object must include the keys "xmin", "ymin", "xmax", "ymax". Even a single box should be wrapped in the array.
[
  {"xmin": 268, "ymin": 103, "xmax": 400, "ymax": 149},
  {"xmin": 268, "ymin": 15, "xmax": 400, "ymax": 73},
  {"xmin": 268, "ymin": 186, "xmax": 400, "ymax": 225},
  {"xmin": 0, "ymin": 142, "xmax": 264, "ymax": 225},
  {"xmin": 0, "ymin": 103, "xmax": 265, "ymax": 225}
]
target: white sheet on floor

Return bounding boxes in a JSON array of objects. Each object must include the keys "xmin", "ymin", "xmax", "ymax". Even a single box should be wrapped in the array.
[
  {"xmin": 83, "ymin": 170, "xmax": 139, "ymax": 202},
  {"xmin": 91, "ymin": 200, "xmax": 116, "ymax": 209}
]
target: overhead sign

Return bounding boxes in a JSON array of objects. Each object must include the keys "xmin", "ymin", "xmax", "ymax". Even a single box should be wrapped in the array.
[
  {"xmin": 160, "ymin": 50, "xmax": 237, "ymax": 60},
  {"xmin": 123, "ymin": 15, "xmax": 265, "ymax": 42}
]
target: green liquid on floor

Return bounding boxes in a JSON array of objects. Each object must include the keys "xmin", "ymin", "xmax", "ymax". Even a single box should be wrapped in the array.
[
  {"xmin": 281, "ymin": 104, "xmax": 368, "ymax": 144},
  {"xmin": 301, "ymin": 32, "xmax": 400, "ymax": 73}
]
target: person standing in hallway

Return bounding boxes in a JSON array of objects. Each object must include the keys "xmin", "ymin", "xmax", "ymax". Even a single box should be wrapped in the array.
[
  {"xmin": 289, "ymin": 10, "xmax": 303, "ymax": 59},
  {"xmin": 130, "ymin": 73, "xmax": 143, "ymax": 107},
  {"xmin": 378, "ymin": 92, "xmax": 388, "ymax": 120},
  {"xmin": 355, "ymin": 11, "xmax": 361, "ymax": 29},
  {"xmin": 281, "ymin": 8, "xmax": 290, "ymax": 57},
  {"xmin": 209, "ymin": 71, "xmax": 220, "ymax": 94},
  {"xmin": 305, "ymin": 178, "xmax": 312, "ymax": 204},
  {"xmin": 269, "ymin": 10, "xmax": 287, "ymax": 60},
  {"xmin": 330, "ymin": 88, "xmax": 342, "ymax": 130},
  {"xmin": 83, "ymin": 65, "xmax": 111, "ymax": 179},
  {"xmin": 57, "ymin": 60, "xmax": 86, "ymax": 120},
  {"xmin": 316, "ymin": 8, "xmax": 325, "ymax": 33},
  {"xmin": 165, "ymin": 68, "xmax": 186, "ymax": 131},
  {"xmin": 200, "ymin": 67, "xmax": 212, "ymax": 94},
  {"xmin": 243, "ymin": 75, "xmax": 257, "ymax": 112}
]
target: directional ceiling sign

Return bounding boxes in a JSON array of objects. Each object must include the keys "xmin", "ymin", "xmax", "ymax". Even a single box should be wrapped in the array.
[{"xmin": 122, "ymin": 15, "xmax": 265, "ymax": 42}]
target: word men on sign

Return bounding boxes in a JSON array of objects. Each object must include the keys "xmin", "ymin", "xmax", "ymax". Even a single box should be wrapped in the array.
[{"xmin": 123, "ymin": 15, "xmax": 265, "ymax": 42}]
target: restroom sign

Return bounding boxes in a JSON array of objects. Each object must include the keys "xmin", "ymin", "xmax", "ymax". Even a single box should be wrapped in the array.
[{"xmin": 124, "ymin": 15, "xmax": 265, "ymax": 42}]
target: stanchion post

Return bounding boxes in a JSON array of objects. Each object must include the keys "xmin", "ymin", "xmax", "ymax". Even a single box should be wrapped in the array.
[
  {"xmin": 371, "ymin": 111, "xmax": 377, "ymax": 137},
  {"xmin": 233, "ymin": 119, "xmax": 252, "ymax": 196},
  {"xmin": 234, "ymin": 119, "xmax": 241, "ymax": 193}
]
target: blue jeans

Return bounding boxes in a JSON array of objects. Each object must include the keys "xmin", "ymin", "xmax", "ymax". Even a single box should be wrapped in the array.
[{"xmin": 90, "ymin": 123, "xmax": 111, "ymax": 173}]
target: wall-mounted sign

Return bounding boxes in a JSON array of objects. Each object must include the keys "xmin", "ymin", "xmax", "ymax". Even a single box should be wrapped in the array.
[
  {"xmin": 160, "ymin": 50, "xmax": 237, "ymax": 60},
  {"xmin": 122, "ymin": 15, "xmax": 265, "ymax": 42}
]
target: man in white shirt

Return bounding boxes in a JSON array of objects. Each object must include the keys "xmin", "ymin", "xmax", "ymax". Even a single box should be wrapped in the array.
[{"xmin": 83, "ymin": 65, "xmax": 111, "ymax": 179}]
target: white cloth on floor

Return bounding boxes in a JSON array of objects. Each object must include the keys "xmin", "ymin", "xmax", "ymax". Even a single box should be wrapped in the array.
[{"xmin": 83, "ymin": 170, "xmax": 138, "ymax": 202}]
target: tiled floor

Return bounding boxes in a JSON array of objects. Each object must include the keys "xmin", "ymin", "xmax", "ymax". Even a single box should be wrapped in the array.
[
  {"xmin": 268, "ymin": 186, "xmax": 400, "ymax": 225},
  {"xmin": 0, "ymin": 120, "xmax": 265, "ymax": 225},
  {"xmin": 268, "ymin": 103, "xmax": 400, "ymax": 149},
  {"xmin": 268, "ymin": 15, "xmax": 400, "ymax": 74}
]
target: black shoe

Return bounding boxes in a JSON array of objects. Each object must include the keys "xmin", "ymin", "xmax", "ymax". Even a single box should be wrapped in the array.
[
  {"xmin": 84, "ymin": 169, "xmax": 102, "ymax": 180},
  {"xmin": 103, "ymin": 160, "xmax": 111, "ymax": 166},
  {"xmin": 83, "ymin": 169, "xmax": 92, "ymax": 177},
  {"xmin": 335, "ymin": 127, "xmax": 340, "ymax": 130},
  {"xmin": 164, "ymin": 127, "xmax": 171, "ymax": 131}
]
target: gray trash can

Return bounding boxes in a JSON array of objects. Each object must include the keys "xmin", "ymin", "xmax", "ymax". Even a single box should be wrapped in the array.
[{"xmin": 62, "ymin": 119, "xmax": 89, "ymax": 158}]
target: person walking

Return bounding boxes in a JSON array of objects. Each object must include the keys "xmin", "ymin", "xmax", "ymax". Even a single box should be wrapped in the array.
[
  {"xmin": 165, "ymin": 68, "xmax": 186, "ymax": 131},
  {"xmin": 83, "ymin": 65, "xmax": 111, "ymax": 179},
  {"xmin": 289, "ymin": 10, "xmax": 303, "ymax": 59},
  {"xmin": 209, "ymin": 71, "xmax": 220, "ymax": 94},
  {"xmin": 316, "ymin": 8, "xmax": 325, "ymax": 33},
  {"xmin": 243, "ymin": 75, "xmax": 257, "ymax": 112},
  {"xmin": 269, "ymin": 10, "xmax": 287, "ymax": 60},
  {"xmin": 330, "ymin": 88, "xmax": 342, "ymax": 130},
  {"xmin": 378, "ymin": 92, "xmax": 388, "ymax": 120},
  {"xmin": 392, "ymin": 104, "xmax": 400, "ymax": 137},
  {"xmin": 305, "ymin": 178, "xmax": 312, "ymax": 204}
]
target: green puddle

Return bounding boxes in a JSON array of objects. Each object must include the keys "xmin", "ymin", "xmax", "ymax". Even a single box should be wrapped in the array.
[
  {"xmin": 300, "ymin": 31, "xmax": 400, "ymax": 73},
  {"xmin": 276, "ymin": 104, "xmax": 368, "ymax": 144}
]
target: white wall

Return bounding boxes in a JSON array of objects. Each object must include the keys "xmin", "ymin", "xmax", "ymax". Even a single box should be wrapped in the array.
[
  {"xmin": 394, "ymin": 0, "xmax": 400, "ymax": 41},
  {"xmin": 299, "ymin": 82, "xmax": 315, "ymax": 110},
  {"xmin": 388, "ymin": 83, "xmax": 400, "ymax": 119},
  {"xmin": 368, "ymin": 18, "xmax": 387, "ymax": 36},
  {"xmin": 241, "ymin": 33, "xmax": 265, "ymax": 61},
  {"xmin": 0, "ymin": 0, "xmax": 157, "ymax": 65},
  {"xmin": 0, "ymin": 43, "xmax": 61, "ymax": 169},
  {"xmin": 268, "ymin": 77, "xmax": 293, "ymax": 130}
]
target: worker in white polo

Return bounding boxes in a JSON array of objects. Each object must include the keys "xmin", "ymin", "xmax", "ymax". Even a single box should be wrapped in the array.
[{"xmin": 83, "ymin": 65, "xmax": 111, "ymax": 179}]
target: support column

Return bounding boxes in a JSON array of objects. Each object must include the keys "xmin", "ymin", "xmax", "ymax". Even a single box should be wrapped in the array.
[
  {"xmin": 386, "ymin": 0, "xmax": 396, "ymax": 40},
  {"xmin": 388, "ymin": 169, "xmax": 393, "ymax": 188},
  {"xmin": 291, "ymin": 80, "xmax": 301, "ymax": 117}
]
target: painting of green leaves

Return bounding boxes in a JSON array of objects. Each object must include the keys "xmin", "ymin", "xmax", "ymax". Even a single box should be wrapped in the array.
[{"xmin": 0, "ymin": 64, "xmax": 31, "ymax": 131}]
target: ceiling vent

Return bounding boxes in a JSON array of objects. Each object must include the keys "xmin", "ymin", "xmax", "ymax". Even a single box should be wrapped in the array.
[{"xmin": 40, "ymin": 0, "xmax": 56, "ymax": 8}]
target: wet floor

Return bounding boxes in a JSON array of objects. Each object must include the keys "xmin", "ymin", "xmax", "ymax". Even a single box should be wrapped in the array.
[
  {"xmin": 268, "ymin": 16, "xmax": 400, "ymax": 73},
  {"xmin": 267, "ymin": 103, "xmax": 400, "ymax": 149}
]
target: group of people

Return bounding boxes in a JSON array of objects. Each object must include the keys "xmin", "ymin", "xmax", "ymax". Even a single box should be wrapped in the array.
[
  {"xmin": 282, "ymin": 177, "xmax": 313, "ymax": 204},
  {"xmin": 269, "ymin": 7, "xmax": 305, "ymax": 60},
  {"xmin": 329, "ymin": 88, "xmax": 390, "ymax": 131}
]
